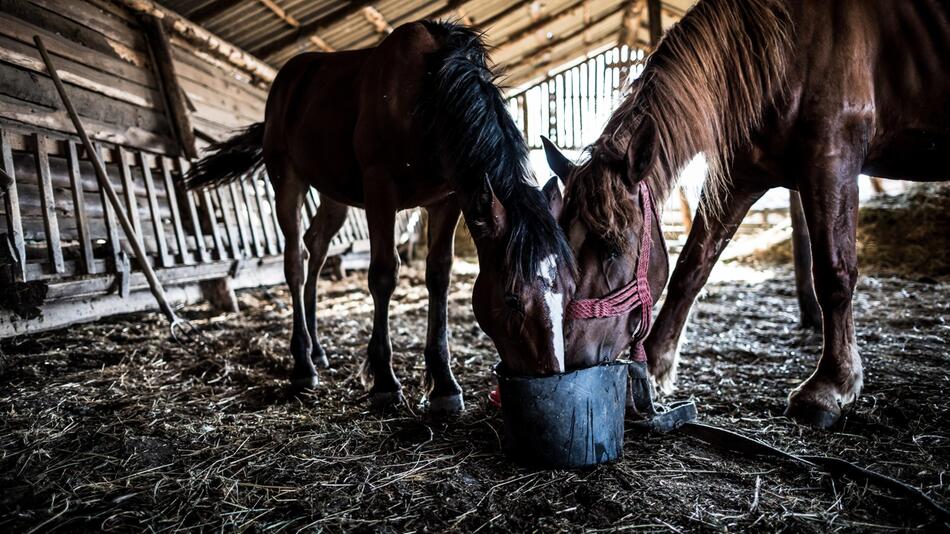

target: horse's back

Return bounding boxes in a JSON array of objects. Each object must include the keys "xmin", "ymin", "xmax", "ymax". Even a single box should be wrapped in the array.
[{"xmin": 788, "ymin": 0, "xmax": 949, "ymax": 180}]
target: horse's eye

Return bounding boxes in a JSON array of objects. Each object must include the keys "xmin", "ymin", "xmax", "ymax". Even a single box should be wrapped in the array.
[{"xmin": 504, "ymin": 294, "xmax": 523, "ymax": 312}]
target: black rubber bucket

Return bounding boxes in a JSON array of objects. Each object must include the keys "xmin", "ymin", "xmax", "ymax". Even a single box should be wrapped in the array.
[{"xmin": 494, "ymin": 361, "xmax": 628, "ymax": 469}]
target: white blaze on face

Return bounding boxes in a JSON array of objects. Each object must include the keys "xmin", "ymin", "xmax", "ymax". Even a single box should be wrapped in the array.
[{"xmin": 538, "ymin": 254, "xmax": 565, "ymax": 373}]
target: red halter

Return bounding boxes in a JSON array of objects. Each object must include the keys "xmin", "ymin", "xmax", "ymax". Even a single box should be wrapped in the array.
[{"xmin": 565, "ymin": 181, "xmax": 661, "ymax": 362}]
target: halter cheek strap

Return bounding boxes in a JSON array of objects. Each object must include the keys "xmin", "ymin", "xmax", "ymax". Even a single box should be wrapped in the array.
[{"xmin": 565, "ymin": 181, "xmax": 661, "ymax": 362}]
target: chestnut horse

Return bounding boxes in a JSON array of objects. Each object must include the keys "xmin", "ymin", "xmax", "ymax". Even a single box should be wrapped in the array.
[
  {"xmin": 186, "ymin": 21, "xmax": 574, "ymax": 414},
  {"xmin": 544, "ymin": 0, "xmax": 948, "ymax": 428}
]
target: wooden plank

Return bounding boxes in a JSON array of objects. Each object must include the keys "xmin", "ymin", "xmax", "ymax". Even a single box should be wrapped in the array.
[
  {"xmin": 33, "ymin": 133, "xmax": 64, "ymax": 274},
  {"xmin": 66, "ymin": 140, "xmax": 94, "ymax": 274},
  {"xmin": 142, "ymin": 15, "xmax": 198, "ymax": 159},
  {"xmin": 1, "ymin": 129, "xmax": 26, "ymax": 280},
  {"xmin": 116, "ymin": 147, "xmax": 143, "ymax": 239},
  {"xmin": 215, "ymin": 187, "xmax": 242, "ymax": 259},
  {"xmin": 25, "ymin": 0, "xmax": 148, "ymax": 53},
  {"xmin": 0, "ymin": 12, "xmax": 151, "ymax": 87},
  {"xmin": 0, "ymin": 94, "xmax": 178, "ymax": 155},
  {"xmin": 94, "ymin": 143, "xmax": 122, "ymax": 274},
  {"xmin": 228, "ymin": 181, "xmax": 252, "ymax": 258},
  {"xmin": 0, "ymin": 62, "xmax": 171, "ymax": 137},
  {"xmin": 140, "ymin": 150, "xmax": 171, "ymax": 267},
  {"xmin": 159, "ymin": 156, "xmax": 192, "ymax": 264},
  {"xmin": 177, "ymin": 158, "xmax": 209, "ymax": 263},
  {"xmin": 251, "ymin": 172, "xmax": 277, "ymax": 256},
  {"xmin": 238, "ymin": 176, "xmax": 264, "ymax": 257},
  {"xmin": 0, "ymin": 34, "xmax": 159, "ymax": 109},
  {"xmin": 200, "ymin": 188, "xmax": 226, "ymax": 261}
]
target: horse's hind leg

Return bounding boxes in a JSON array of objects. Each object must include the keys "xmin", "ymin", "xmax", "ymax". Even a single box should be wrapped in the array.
[
  {"xmin": 272, "ymin": 168, "xmax": 317, "ymax": 388},
  {"xmin": 786, "ymin": 143, "xmax": 863, "ymax": 429},
  {"xmin": 360, "ymin": 194, "xmax": 403, "ymax": 409},
  {"xmin": 644, "ymin": 182, "xmax": 765, "ymax": 394},
  {"xmin": 423, "ymin": 198, "xmax": 464, "ymax": 416},
  {"xmin": 303, "ymin": 195, "xmax": 349, "ymax": 368}
]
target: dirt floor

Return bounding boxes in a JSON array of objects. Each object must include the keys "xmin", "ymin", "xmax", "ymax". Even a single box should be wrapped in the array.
[{"xmin": 1, "ymin": 253, "xmax": 948, "ymax": 532}]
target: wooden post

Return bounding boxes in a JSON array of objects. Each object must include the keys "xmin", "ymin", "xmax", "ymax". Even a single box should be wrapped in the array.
[
  {"xmin": 141, "ymin": 15, "xmax": 198, "ymax": 160},
  {"xmin": 1, "ymin": 130, "xmax": 26, "ymax": 281},
  {"xmin": 66, "ymin": 141, "xmax": 95, "ymax": 274},
  {"xmin": 789, "ymin": 191, "xmax": 821, "ymax": 331},
  {"xmin": 647, "ymin": 0, "xmax": 663, "ymax": 45},
  {"xmin": 677, "ymin": 187, "xmax": 692, "ymax": 235},
  {"xmin": 34, "ymin": 133, "xmax": 65, "ymax": 274},
  {"xmin": 200, "ymin": 277, "xmax": 239, "ymax": 314}
]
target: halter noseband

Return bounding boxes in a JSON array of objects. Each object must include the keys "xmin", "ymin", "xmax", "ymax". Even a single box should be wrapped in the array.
[{"xmin": 565, "ymin": 181, "xmax": 662, "ymax": 362}]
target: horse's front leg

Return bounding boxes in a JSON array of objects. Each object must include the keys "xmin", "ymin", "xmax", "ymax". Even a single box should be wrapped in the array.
[
  {"xmin": 360, "ymin": 195, "xmax": 403, "ymax": 410},
  {"xmin": 644, "ymin": 183, "xmax": 765, "ymax": 393},
  {"xmin": 423, "ymin": 198, "xmax": 464, "ymax": 415},
  {"xmin": 786, "ymin": 152, "xmax": 863, "ymax": 429}
]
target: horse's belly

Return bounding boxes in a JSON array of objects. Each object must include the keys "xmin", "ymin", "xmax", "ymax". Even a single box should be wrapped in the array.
[{"xmin": 864, "ymin": 130, "xmax": 950, "ymax": 181}]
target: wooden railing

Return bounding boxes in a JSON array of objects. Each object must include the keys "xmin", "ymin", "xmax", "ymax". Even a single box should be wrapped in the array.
[{"xmin": 0, "ymin": 122, "xmax": 419, "ymax": 335}]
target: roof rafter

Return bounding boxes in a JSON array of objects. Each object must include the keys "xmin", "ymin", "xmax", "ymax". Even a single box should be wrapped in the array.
[{"xmin": 255, "ymin": 0, "xmax": 375, "ymax": 60}]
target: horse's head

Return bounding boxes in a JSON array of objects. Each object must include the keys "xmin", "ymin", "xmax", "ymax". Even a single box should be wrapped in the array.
[
  {"xmin": 463, "ymin": 176, "xmax": 576, "ymax": 377},
  {"xmin": 543, "ymin": 131, "xmax": 669, "ymax": 368}
]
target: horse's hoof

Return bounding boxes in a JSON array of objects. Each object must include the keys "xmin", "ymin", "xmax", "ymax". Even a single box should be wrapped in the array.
[
  {"xmin": 784, "ymin": 403, "xmax": 840, "ymax": 429},
  {"xmin": 370, "ymin": 390, "xmax": 404, "ymax": 412},
  {"xmin": 312, "ymin": 354, "xmax": 330, "ymax": 369},
  {"xmin": 428, "ymin": 393, "xmax": 465, "ymax": 417},
  {"xmin": 291, "ymin": 374, "xmax": 319, "ymax": 390}
]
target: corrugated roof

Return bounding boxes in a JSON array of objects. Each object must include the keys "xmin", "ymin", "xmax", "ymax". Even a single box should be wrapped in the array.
[{"xmin": 157, "ymin": 0, "xmax": 695, "ymax": 87}]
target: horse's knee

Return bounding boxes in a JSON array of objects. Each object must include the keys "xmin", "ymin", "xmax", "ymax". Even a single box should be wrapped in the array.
[
  {"xmin": 813, "ymin": 261, "xmax": 857, "ymax": 312},
  {"xmin": 369, "ymin": 259, "xmax": 399, "ymax": 298},
  {"xmin": 425, "ymin": 259, "xmax": 452, "ymax": 293}
]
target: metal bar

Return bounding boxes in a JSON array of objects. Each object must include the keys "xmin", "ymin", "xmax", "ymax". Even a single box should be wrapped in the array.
[
  {"xmin": 140, "ymin": 151, "xmax": 172, "ymax": 268},
  {"xmin": 1, "ymin": 129, "xmax": 26, "ymax": 281},
  {"xmin": 34, "ymin": 35, "xmax": 181, "ymax": 326},
  {"xmin": 33, "ymin": 133, "xmax": 65, "ymax": 274},
  {"xmin": 66, "ymin": 141, "xmax": 95, "ymax": 274},
  {"xmin": 159, "ymin": 156, "xmax": 192, "ymax": 264}
]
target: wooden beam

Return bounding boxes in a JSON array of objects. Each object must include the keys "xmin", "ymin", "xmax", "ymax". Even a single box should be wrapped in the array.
[
  {"xmin": 500, "ymin": 3, "xmax": 628, "ymax": 75},
  {"xmin": 188, "ymin": 0, "xmax": 244, "ymax": 23},
  {"xmin": 647, "ymin": 0, "xmax": 663, "ymax": 45},
  {"xmin": 256, "ymin": 0, "xmax": 335, "ymax": 52},
  {"xmin": 362, "ymin": 6, "xmax": 393, "ymax": 35},
  {"xmin": 254, "ymin": 1, "xmax": 375, "ymax": 61},
  {"xmin": 618, "ymin": 0, "xmax": 646, "ymax": 48},
  {"xmin": 493, "ymin": 1, "xmax": 625, "ymax": 67},
  {"xmin": 141, "ymin": 15, "xmax": 199, "ymax": 160},
  {"xmin": 114, "ymin": 0, "xmax": 276, "ymax": 84},
  {"xmin": 498, "ymin": 0, "xmax": 588, "ymax": 48}
]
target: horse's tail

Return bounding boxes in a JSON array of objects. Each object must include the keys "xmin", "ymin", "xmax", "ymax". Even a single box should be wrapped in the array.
[{"xmin": 184, "ymin": 122, "xmax": 264, "ymax": 190}]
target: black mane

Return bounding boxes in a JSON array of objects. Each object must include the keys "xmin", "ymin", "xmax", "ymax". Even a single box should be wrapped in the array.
[{"xmin": 422, "ymin": 20, "xmax": 575, "ymax": 289}]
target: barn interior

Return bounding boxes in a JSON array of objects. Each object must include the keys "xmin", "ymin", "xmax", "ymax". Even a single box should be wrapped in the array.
[{"xmin": 0, "ymin": 0, "xmax": 948, "ymax": 531}]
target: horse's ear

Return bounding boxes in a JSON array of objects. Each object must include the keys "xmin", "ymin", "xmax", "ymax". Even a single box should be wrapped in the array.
[
  {"xmin": 470, "ymin": 177, "xmax": 507, "ymax": 239},
  {"xmin": 542, "ymin": 175, "xmax": 564, "ymax": 219},
  {"xmin": 624, "ymin": 115, "xmax": 658, "ymax": 185},
  {"xmin": 541, "ymin": 136, "xmax": 575, "ymax": 183}
]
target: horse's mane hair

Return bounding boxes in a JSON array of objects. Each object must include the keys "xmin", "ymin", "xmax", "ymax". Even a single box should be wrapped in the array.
[
  {"xmin": 566, "ymin": 0, "xmax": 791, "ymax": 248},
  {"xmin": 422, "ymin": 20, "xmax": 574, "ymax": 289}
]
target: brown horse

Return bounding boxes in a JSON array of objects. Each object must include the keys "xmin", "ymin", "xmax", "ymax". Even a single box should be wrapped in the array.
[
  {"xmin": 544, "ymin": 0, "xmax": 949, "ymax": 428},
  {"xmin": 186, "ymin": 21, "xmax": 575, "ymax": 414}
]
